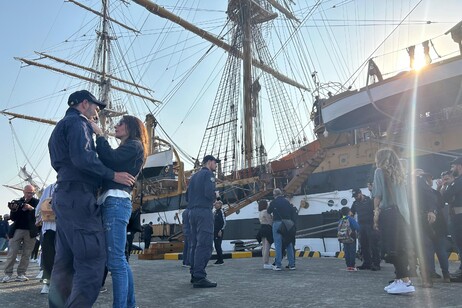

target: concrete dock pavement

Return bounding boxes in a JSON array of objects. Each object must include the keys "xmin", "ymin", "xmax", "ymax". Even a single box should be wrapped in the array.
[{"xmin": 1, "ymin": 254, "xmax": 462, "ymax": 307}]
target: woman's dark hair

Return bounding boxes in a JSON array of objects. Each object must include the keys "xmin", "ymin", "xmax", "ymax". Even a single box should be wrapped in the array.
[
  {"xmin": 258, "ymin": 199, "xmax": 268, "ymax": 211},
  {"xmin": 121, "ymin": 115, "xmax": 149, "ymax": 162}
]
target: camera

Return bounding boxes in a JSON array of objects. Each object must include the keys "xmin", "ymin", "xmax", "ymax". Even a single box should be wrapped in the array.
[{"xmin": 8, "ymin": 199, "xmax": 25, "ymax": 211}]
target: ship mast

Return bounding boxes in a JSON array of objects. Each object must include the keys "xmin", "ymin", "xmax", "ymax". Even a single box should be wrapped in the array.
[
  {"xmin": 242, "ymin": 1, "xmax": 253, "ymax": 174},
  {"xmin": 131, "ymin": 0, "xmax": 308, "ymax": 178},
  {"xmin": 14, "ymin": 0, "xmax": 159, "ymax": 134}
]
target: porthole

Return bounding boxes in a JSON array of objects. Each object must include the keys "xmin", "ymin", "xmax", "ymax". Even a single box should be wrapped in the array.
[
  {"xmin": 341, "ymin": 198, "xmax": 348, "ymax": 206},
  {"xmin": 327, "ymin": 200, "xmax": 334, "ymax": 207}
]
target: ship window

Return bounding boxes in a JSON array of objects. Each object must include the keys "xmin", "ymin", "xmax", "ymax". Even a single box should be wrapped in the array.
[
  {"xmin": 236, "ymin": 209, "xmax": 240, "ymax": 215},
  {"xmin": 341, "ymin": 198, "xmax": 348, "ymax": 206},
  {"xmin": 339, "ymin": 154, "xmax": 348, "ymax": 166},
  {"xmin": 327, "ymin": 200, "xmax": 334, "ymax": 207},
  {"xmin": 434, "ymin": 141, "xmax": 440, "ymax": 146}
]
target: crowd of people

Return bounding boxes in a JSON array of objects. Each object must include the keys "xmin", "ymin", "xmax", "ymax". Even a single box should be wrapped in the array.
[
  {"xmin": 255, "ymin": 148, "xmax": 462, "ymax": 296},
  {"xmin": 2, "ymin": 89, "xmax": 462, "ymax": 304}
]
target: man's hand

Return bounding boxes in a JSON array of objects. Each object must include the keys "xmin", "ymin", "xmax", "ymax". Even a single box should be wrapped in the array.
[
  {"xmin": 427, "ymin": 212, "xmax": 436, "ymax": 224},
  {"xmin": 113, "ymin": 172, "xmax": 136, "ymax": 186},
  {"xmin": 218, "ymin": 230, "xmax": 222, "ymax": 238},
  {"xmin": 90, "ymin": 121, "xmax": 103, "ymax": 136},
  {"xmin": 22, "ymin": 204, "xmax": 34, "ymax": 211}
]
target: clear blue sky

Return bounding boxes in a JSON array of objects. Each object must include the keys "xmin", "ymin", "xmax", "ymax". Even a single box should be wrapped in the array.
[{"xmin": 1, "ymin": 0, "xmax": 461, "ymax": 215}]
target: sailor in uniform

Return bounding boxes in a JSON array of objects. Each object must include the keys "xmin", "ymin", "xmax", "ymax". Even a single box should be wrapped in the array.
[{"xmin": 186, "ymin": 155, "xmax": 220, "ymax": 288}]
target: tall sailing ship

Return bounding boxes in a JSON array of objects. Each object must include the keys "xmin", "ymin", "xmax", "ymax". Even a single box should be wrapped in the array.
[{"xmin": 2, "ymin": 1, "xmax": 462, "ymax": 253}]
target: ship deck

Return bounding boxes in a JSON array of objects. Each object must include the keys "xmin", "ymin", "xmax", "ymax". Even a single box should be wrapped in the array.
[{"xmin": 1, "ymin": 253, "xmax": 461, "ymax": 307}]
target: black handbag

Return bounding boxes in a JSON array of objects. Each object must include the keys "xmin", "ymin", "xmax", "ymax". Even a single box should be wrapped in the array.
[
  {"xmin": 278, "ymin": 219, "xmax": 295, "ymax": 235},
  {"xmin": 127, "ymin": 208, "xmax": 142, "ymax": 233}
]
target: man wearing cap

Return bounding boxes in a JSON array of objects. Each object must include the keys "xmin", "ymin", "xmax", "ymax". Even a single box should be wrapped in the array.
[
  {"xmin": 442, "ymin": 157, "xmax": 462, "ymax": 281},
  {"xmin": 351, "ymin": 188, "xmax": 381, "ymax": 271},
  {"xmin": 48, "ymin": 90, "xmax": 135, "ymax": 307},
  {"xmin": 186, "ymin": 155, "xmax": 220, "ymax": 288}
]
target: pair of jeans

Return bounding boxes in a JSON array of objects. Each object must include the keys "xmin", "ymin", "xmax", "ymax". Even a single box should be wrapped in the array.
[
  {"xmin": 272, "ymin": 220, "xmax": 295, "ymax": 268},
  {"xmin": 343, "ymin": 242, "xmax": 356, "ymax": 267},
  {"xmin": 102, "ymin": 196, "xmax": 136, "ymax": 308}
]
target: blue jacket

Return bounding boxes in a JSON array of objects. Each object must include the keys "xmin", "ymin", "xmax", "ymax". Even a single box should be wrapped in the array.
[
  {"xmin": 342, "ymin": 216, "xmax": 360, "ymax": 232},
  {"xmin": 186, "ymin": 167, "xmax": 216, "ymax": 209},
  {"xmin": 48, "ymin": 108, "xmax": 114, "ymax": 188}
]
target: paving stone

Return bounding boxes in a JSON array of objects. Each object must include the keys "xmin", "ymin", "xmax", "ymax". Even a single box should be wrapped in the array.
[{"xmin": 1, "ymin": 255, "xmax": 461, "ymax": 307}]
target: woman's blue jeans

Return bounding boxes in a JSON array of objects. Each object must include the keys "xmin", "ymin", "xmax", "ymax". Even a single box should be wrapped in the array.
[{"xmin": 102, "ymin": 196, "xmax": 136, "ymax": 308}]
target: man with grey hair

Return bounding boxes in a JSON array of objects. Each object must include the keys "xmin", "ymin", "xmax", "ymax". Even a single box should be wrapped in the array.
[{"xmin": 267, "ymin": 188, "xmax": 296, "ymax": 271}]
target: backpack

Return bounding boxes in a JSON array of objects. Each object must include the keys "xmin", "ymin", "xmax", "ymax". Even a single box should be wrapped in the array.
[{"xmin": 337, "ymin": 217, "xmax": 354, "ymax": 244}]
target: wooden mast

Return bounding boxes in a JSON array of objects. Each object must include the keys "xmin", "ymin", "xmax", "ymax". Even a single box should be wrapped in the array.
[{"xmin": 242, "ymin": 1, "xmax": 253, "ymax": 175}]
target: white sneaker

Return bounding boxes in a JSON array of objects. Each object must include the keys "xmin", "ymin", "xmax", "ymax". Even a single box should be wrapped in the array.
[
  {"xmin": 36, "ymin": 270, "xmax": 43, "ymax": 279},
  {"xmin": 16, "ymin": 274, "xmax": 29, "ymax": 282},
  {"xmin": 263, "ymin": 264, "xmax": 273, "ymax": 269},
  {"xmin": 384, "ymin": 280, "xmax": 397, "ymax": 291},
  {"xmin": 386, "ymin": 279, "xmax": 415, "ymax": 294},
  {"xmin": 2, "ymin": 275, "xmax": 13, "ymax": 283},
  {"xmin": 41, "ymin": 284, "xmax": 50, "ymax": 294}
]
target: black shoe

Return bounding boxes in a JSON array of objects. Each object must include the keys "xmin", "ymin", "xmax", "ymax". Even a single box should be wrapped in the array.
[
  {"xmin": 190, "ymin": 276, "xmax": 200, "ymax": 284},
  {"xmin": 193, "ymin": 278, "xmax": 217, "ymax": 288},
  {"xmin": 357, "ymin": 264, "xmax": 371, "ymax": 270},
  {"xmin": 370, "ymin": 265, "xmax": 381, "ymax": 271},
  {"xmin": 431, "ymin": 272, "xmax": 442, "ymax": 279},
  {"xmin": 443, "ymin": 272, "xmax": 451, "ymax": 283},
  {"xmin": 214, "ymin": 260, "xmax": 224, "ymax": 265}
]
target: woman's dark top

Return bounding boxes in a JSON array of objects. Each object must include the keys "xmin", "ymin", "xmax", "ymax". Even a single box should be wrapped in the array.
[{"xmin": 96, "ymin": 137, "xmax": 144, "ymax": 192}]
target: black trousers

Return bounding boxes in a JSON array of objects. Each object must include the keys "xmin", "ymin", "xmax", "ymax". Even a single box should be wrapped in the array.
[
  {"xmin": 379, "ymin": 206, "xmax": 410, "ymax": 279},
  {"xmin": 214, "ymin": 233, "xmax": 223, "ymax": 262},
  {"xmin": 42, "ymin": 230, "xmax": 56, "ymax": 282},
  {"xmin": 125, "ymin": 232, "xmax": 135, "ymax": 262},
  {"xmin": 359, "ymin": 225, "xmax": 381, "ymax": 267}
]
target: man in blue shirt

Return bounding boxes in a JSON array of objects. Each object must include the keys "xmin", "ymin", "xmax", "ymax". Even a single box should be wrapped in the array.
[
  {"xmin": 48, "ymin": 90, "xmax": 135, "ymax": 307},
  {"xmin": 186, "ymin": 155, "xmax": 220, "ymax": 288}
]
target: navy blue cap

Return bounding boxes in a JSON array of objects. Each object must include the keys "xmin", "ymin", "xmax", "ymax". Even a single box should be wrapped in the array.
[
  {"xmin": 202, "ymin": 155, "xmax": 221, "ymax": 164},
  {"xmin": 352, "ymin": 188, "xmax": 362, "ymax": 197},
  {"xmin": 68, "ymin": 90, "xmax": 106, "ymax": 110}
]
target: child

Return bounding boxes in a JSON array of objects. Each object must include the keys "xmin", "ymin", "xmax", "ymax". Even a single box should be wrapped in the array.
[{"xmin": 338, "ymin": 206, "xmax": 360, "ymax": 271}]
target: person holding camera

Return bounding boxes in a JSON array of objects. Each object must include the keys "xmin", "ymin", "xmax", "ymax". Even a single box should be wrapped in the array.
[{"xmin": 2, "ymin": 184, "xmax": 39, "ymax": 283}]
